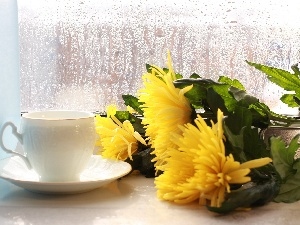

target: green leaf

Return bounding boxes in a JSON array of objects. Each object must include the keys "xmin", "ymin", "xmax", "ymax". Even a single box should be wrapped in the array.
[
  {"xmin": 294, "ymin": 94, "xmax": 300, "ymax": 106},
  {"xmin": 246, "ymin": 60, "xmax": 300, "ymax": 108},
  {"xmin": 126, "ymin": 148, "xmax": 156, "ymax": 178},
  {"xmin": 174, "ymin": 72, "xmax": 183, "ymax": 80},
  {"xmin": 291, "ymin": 63, "xmax": 300, "ymax": 75},
  {"xmin": 207, "ymin": 84, "xmax": 237, "ymax": 113},
  {"xmin": 130, "ymin": 116, "xmax": 145, "ymax": 134},
  {"xmin": 242, "ymin": 127, "xmax": 270, "ymax": 160},
  {"xmin": 248, "ymin": 103, "xmax": 270, "ymax": 128},
  {"xmin": 270, "ymin": 135, "xmax": 300, "ymax": 203},
  {"xmin": 223, "ymin": 123, "xmax": 246, "ymax": 163},
  {"xmin": 173, "ymin": 78, "xmax": 217, "ymax": 109},
  {"xmin": 174, "ymin": 77, "xmax": 295, "ymax": 128},
  {"xmin": 146, "ymin": 64, "xmax": 152, "ymax": 73},
  {"xmin": 181, "ymin": 84, "xmax": 207, "ymax": 109},
  {"xmin": 208, "ymin": 178, "xmax": 280, "ymax": 214},
  {"xmin": 230, "ymin": 87, "xmax": 258, "ymax": 105},
  {"xmin": 115, "ymin": 111, "xmax": 131, "ymax": 121},
  {"xmin": 276, "ymin": 160, "xmax": 300, "ymax": 192},
  {"xmin": 280, "ymin": 94, "xmax": 300, "ymax": 107},
  {"xmin": 174, "ymin": 78, "xmax": 217, "ymax": 89},
  {"xmin": 223, "ymin": 108, "xmax": 273, "ymax": 181},
  {"xmin": 189, "ymin": 73, "xmax": 201, "ymax": 79},
  {"xmin": 274, "ymin": 159, "xmax": 300, "ymax": 203},
  {"xmin": 122, "ymin": 94, "xmax": 144, "ymax": 115},
  {"xmin": 248, "ymin": 102, "xmax": 294, "ymax": 128},
  {"xmin": 270, "ymin": 135, "xmax": 300, "ymax": 181},
  {"xmin": 223, "ymin": 109, "xmax": 270, "ymax": 164},
  {"xmin": 218, "ymin": 76, "xmax": 245, "ymax": 90},
  {"xmin": 246, "ymin": 61, "xmax": 300, "ymax": 93},
  {"xmin": 275, "ymin": 185, "xmax": 300, "ymax": 203},
  {"xmin": 224, "ymin": 107, "xmax": 252, "ymax": 135},
  {"xmin": 114, "ymin": 111, "xmax": 145, "ymax": 134}
]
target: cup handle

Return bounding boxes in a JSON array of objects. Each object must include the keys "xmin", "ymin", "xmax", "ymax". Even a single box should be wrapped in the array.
[{"xmin": 0, "ymin": 121, "xmax": 32, "ymax": 169}]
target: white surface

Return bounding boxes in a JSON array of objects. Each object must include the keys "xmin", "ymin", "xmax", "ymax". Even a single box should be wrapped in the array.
[
  {"xmin": 0, "ymin": 155, "xmax": 131, "ymax": 194},
  {"xmin": 0, "ymin": 172, "xmax": 299, "ymax": 225}
]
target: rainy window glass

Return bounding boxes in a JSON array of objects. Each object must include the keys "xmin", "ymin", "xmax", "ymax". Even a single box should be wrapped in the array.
[{"xmin": 18, "ymin": 0, "xmax": 300, "ymax": 114}]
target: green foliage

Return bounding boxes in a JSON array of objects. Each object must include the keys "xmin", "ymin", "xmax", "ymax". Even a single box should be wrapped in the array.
[
  {"xmin": 189, "ymin": 73, "xmax": 201, "ymax": 79},
  {"xmin": 271, "ymin": 136, "xmax": 298, "ymax": 180},
  {"xmin": 173, "ymin": 78, "xmax": 217, "ymax": 109},
  {"xmin": 114, "ymin": 107, "xmax": 145, "ymax": 135},
  {"xmin": 218, "ymin": 75, "xmax": 246, "ymax": 90},
  {"xmin": 126, "ymin": 148, "xmax": 156, "ymax": 178},
  {"xmin": 208, "ymin": 177, "xmax": 280, "ymax": 214},
  {"xmin": 246, "ymin": 61, "xmax": 300, "ymax": 107},
  {"xmin": 122, "ymin": 94, "xmax": 144, "ymax": 115},
  {"xmin": 223, "ymin": 108, "xmax": 275, "ymax": 181},
  {"xmin": 174, "ymin": 76, "xmax": 294, "ymax": 128},
  {"xmin": 280, "ymin": 94, "xmax": 300, "ymax": 107},
  {"xmin": 223, "ymin": 108, "xmax": 270, "ymax": 162},
  {"xmin": 270, "ymin": 135, "xmax": 300, "ymax": 203}
]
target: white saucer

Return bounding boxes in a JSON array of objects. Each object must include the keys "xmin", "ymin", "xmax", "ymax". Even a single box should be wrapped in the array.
[{"xmin": 0, "ymin": 155, "xmax": 132, "ymax": 194}]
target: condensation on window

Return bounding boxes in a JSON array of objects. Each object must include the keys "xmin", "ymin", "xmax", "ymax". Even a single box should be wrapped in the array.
[{"xmin": 18, "ymin": 0, "xmax": 300, "ymax": 114}]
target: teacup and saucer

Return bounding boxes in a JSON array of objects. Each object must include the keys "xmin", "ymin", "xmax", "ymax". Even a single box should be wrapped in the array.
[{"xmin": 0, "ymin": 110, "xmax": 131, "ymax": 194}]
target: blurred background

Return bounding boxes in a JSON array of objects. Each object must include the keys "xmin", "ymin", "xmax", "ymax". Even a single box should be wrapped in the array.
[{"xmin": 18, "ymin": 0, "xmax": 300, "ymax": 115}]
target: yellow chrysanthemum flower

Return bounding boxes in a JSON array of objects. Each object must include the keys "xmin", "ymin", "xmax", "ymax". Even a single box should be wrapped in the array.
[
  {"xmin": 95, "ymin": 105, "xmax": 146, "ymax": 160},
  {"xmin": 155, "ymin": 109, "xmax": 272, "ymax": 207},
  {"xmin": 138, "ymin": 51, "xmax": 193, "ymax": 171}
]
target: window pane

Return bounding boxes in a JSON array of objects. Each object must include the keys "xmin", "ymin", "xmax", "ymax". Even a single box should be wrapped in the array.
[{"xmin": 18, "ymin": 0, "xmax": 300, "ymax": 114}]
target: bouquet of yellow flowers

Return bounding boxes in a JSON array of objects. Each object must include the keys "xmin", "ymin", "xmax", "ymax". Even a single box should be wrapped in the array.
[{"xmin": 95, "ymin": 51, "xmax": 300, "ymax": 213}]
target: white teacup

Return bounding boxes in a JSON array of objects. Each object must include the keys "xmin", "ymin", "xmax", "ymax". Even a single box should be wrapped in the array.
[{"xmin": 0, "ymin": 110, "xmax": 96, "ymax": 182}]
